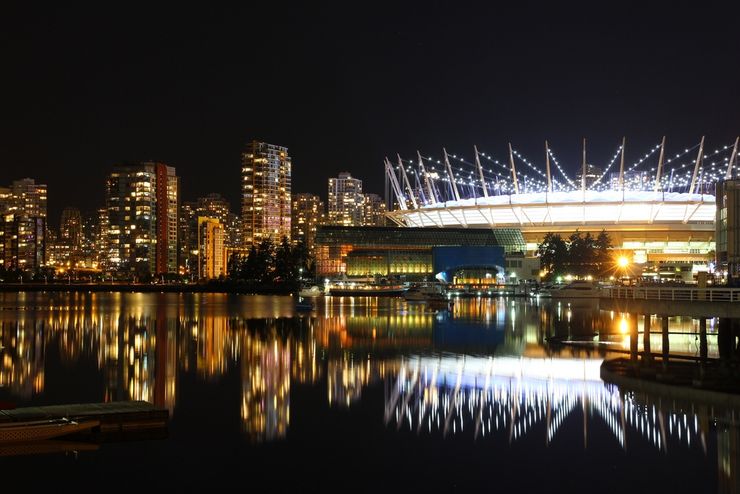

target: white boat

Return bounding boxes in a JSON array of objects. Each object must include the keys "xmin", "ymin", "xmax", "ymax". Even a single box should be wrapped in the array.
[
  {"xmin": 548, "ymin": 280, "xmax": 602, "ymax": 298},
  {"xmin": 298, "ymin": 285, "xmax": 323, "ymax": 297},
  {"xmin": 403, "ymin": 285, "xmax": 449, "ymax": 304}
]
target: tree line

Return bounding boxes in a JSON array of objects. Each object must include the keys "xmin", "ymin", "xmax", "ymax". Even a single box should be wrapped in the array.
[
  {"xmin": 537, "ymin": 230, "xmax": 613, "ymax": 281},
  {"xmin": 226, "ymin": 236, "xmax": 314, "ymax": 290}
]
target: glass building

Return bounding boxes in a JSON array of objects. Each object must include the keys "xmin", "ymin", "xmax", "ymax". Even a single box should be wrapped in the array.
[{"xmin": 315, "ymin": 225, "xmax": 525, "ymax": 279}]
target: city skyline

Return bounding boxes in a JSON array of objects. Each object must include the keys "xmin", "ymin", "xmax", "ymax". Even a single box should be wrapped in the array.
[{"xmin": 2, "ymin": 4, "xmax": 739, "ymax": 217}]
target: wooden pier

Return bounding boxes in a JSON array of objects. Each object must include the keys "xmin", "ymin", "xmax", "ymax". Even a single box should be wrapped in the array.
[{"xmin": 0, "ymin": 401, "xmax": 169, "ymax": 440}]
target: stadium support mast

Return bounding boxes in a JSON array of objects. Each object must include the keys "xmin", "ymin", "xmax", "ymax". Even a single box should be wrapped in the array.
[
  {"xmin": 654, "ymin": 136, "xmax": 666, "ymax": 192},
  {"xmin": 581, "ymin": 138, "xmax": 587, "ymax": 194},
  {"xmin": 688, "ymin": 136, "xmax": 705, "ymax": 195},
  {"xmin": 545, "ymin": 140, "xmax": 552, "ymax": 193},
  {"xmin": 443, "ymin": 148, "xmax": 461, "ymax": 201},
  {"xmin": 474, "ymin": 145, "xmax": 489, "ymax": 198},
  {"xmin": 417, "ymin": 151, "xmax": 438, "ymax": 204},
  {"xmin": 397, "ymin": 154, "xmax": 418, "ymax": 209},
  {"xmin": 726, "ymin": 137, "xmax": 739, "ymax": 180},
  {"xmin": 508, "ymin": 143, "xmax": 520, "ymax": 194},
  {"xmin": 618, "ymin": 137, "xmax": 626, "ymax": 191},
  {"xmin": 384, "ymin": 157, "xmax": 407, "ymax": 210}
]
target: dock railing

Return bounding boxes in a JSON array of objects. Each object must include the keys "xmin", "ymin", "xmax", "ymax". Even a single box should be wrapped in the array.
[{"xmin": 602, "ymin": 286, "xmax": 740, "ymax": 302}]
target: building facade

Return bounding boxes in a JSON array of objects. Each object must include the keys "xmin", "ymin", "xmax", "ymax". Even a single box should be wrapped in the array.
[
  {"xmin": 0, "ymin": 178, "xmax": 48, "ymax": 271},
  {"xmin": 717, "ymin": 179, "xmax": 740, "ymax": 285},
  {"xmin": 241, "ymin": 141, "xmax": 292, "ymax": 247},
  {"xmin": 328, "ymin": 172, "xmax": 363, "ymax": 226},
  {"xmin": 315, "ymin": 225, "xmax": 525, "ymax": 280},
  {"xmin": 362, "ymin": 193, "xmax": 387, "ymax": 226},
  {"xmin": 197, "ymin": 217, "xmax": 227, "ymax": 279},
  {"xmin": 106, "ymin": 162, "xmax": 179, "ymax": 277},
  {"xmin": 291, "ymin": 193, "xmax": 325, "ymax": 254}
]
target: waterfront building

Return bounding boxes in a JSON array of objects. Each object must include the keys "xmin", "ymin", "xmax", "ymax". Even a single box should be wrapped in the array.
[
  {"xmin": 179, "ymin": 201, "xmax": 198, "ymax": 277},
  {"xmin": 0, "ymin": 178, "xmax": 48, "ymax": 271},
  {"xmin": 105, "ymin": 162, "xmax": 179, "ymax": 277},
  {"xmin": 8, "ymin": 178, "xmax": 47, "ymax": 219},
  {"xmin": 291, "ymin": 193, "xmax": 325, "ymax": 254},
  {"xmin": 315, "ymin": 225, "xmax": 524, "ymax": 280},
  {"xmin": 362, "ymin": 193, "xmax": 387, "ymax": 226},
  {"xmin": 241, "ymin": 141, "xmax": 292, "ymax": 247},
  {"xmin": 197, "ymin": 217, "xmax": 227, "ymax": 279},
  {"xmin": 386, "ymin": 139, "xmax": 720, "ymax": 279},
  {"xmin": 328, "ymin": 172, "xmax": 363, "ymax": 226},
  {"xmin": 717, "ymin": 179, "xmax": 740, "ymax": 285}
]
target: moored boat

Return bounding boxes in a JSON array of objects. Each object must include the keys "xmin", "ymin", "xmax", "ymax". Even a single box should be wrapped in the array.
[
  {"xmin": 548, "ymin": 281, "xmax": 602, "ymax": 299},
  {"xmin": 298, "ymin": 285, "xmax": 323, "ymax": 297}
]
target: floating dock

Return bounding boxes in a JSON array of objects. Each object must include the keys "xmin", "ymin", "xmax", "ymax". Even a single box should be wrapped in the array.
[{"xmin": 0, "ymin": 401, "xmax": 168, "ymax": 440}]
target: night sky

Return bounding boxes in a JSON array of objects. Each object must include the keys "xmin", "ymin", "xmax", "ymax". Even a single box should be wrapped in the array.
[{"xmin": 2, "ymin": 2, "xmax": 739, "ymax": 224}]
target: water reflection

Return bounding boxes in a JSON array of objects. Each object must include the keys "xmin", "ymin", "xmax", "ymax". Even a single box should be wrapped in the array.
[{"xmin": 0, "ymin": 293, "xmax": 737, "ymax": 491}]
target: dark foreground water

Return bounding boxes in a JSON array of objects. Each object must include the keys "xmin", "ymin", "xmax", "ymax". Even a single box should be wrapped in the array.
[{"xmin": 0, "ymin": 292, "xmax": 735, "ymax": 492}]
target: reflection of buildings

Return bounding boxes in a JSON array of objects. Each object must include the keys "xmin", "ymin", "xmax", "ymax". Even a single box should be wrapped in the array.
[
  {"xmin": 240, "ymin": 333, "xmax": 291, "ymax": 442},
  {"xmin": 382, "ymin": 353, "xmax": 734, "ymax": 463}
]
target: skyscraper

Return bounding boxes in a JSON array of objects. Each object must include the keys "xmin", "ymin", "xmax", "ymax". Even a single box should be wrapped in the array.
[
  {"xmin": 291, "ymin": 193, "xmax": 325, "ymax": 255},
  {"xmin": 362, "ymin": 193, "xmax": 387, "ymax": 226},
  {"xmin": 0, "ymin": 178, "xmax": 47, "ymax": 271},
  {"xmin": 60, "ymin": 207, "xmax": 82, "ymax": 250},
  {"xmin": 328, "ymin": 172, "xmax": 363, "ymax": 226},
  {"xmin": 197, "ymin": 217, "xmax": 227, "ymax": 279},
  {"xmin": 241, "ymin": 141, "xmax": 292, "ymax": 247},
  {"xmin": 106, "ymin": 162, "xmax": 179, "ymax": 277}
]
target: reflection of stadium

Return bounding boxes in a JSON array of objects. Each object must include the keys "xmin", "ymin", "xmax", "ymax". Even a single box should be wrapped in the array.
[{"xmin": 383, "ymin": 140, "xmax": 734, "ymax": 271}]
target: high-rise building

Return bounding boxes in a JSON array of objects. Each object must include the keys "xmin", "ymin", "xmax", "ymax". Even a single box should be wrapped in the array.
[
  {"xmin": 9, "ymin": 178, "xmax": 47, "ymax": 219},
  {"xmin": 717, "ymin": 179, "xmax": 740, "ymax": 285},
  {"xmin": 328, "ymin": 172, "xmax": 363, "ymax": 226},
  {"xmin": 179, "ymin": 201, "xmax": 198, "ymax": 277},
  {"xmin": 197, "ymin": 217, "xmax": 227, "ymax": 279},
  {"xmin": 106, "ymin": 162, "xmax": 179, "ymax": 277},
  {"xmin": 241, "ymin": 141, "xmax": 292, "ymax": 246},
  {"xmin": 291, "ymin": 193, "xmax": 325, "ymax": 254},
  {"xmin": 362, "ymin": 193, "xmax": 387, "ymax": 227},
  {"xmin": 60, "ymin": 207, "xmax": 82, "ymax": 250},
  {"xmin": 0, "ymin": 178, "xmax": 47, "ymax": 271}
]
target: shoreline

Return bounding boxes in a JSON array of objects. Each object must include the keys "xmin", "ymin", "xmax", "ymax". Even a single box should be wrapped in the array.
[{"xmin": 0, "ymin": 283, "xmax": 298, "ymax": 295}]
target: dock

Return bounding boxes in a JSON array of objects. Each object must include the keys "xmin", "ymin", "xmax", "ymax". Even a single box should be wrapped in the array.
[{"xmin": 0, "ymin": 401, "xmax": 169, "ymax": 441}]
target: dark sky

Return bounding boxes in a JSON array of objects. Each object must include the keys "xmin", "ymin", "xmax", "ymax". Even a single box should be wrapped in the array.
[{"xmin": 2, "ymin": 2, "xmax": 739, "ymax": 224}]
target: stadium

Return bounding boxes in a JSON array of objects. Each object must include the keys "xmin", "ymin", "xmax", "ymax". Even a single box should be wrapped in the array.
[{"xmin": 385, "ymin": 137, "xmax": 738, "ymax": 277}]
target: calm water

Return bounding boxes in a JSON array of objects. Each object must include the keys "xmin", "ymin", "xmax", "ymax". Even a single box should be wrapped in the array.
[{"xmin": 0, "ymin": 292, "xmax": 736, "ymax": 492}]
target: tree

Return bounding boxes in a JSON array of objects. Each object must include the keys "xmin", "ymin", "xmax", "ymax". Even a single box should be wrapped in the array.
[
  {"xmin": 567, "ymin": 231, "xmax": 596, "ymax": 276},
  {"xmin": 594, "ymin": 229, "xmax": 613, "ymax": 275},
  {"xmin": 537, "ymin": 233, "xmax": 568, "ymax": 280}
]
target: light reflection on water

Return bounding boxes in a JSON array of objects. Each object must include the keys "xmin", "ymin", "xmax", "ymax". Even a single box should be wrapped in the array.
[{"xmin": 0, "ymin": 292, "xmax": 737, "ymax": 491}]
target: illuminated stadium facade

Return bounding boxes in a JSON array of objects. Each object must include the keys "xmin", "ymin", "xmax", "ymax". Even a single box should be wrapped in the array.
[{"xmin": 385, "ymin": 137, "xmax": 740, "ymax": 276}]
